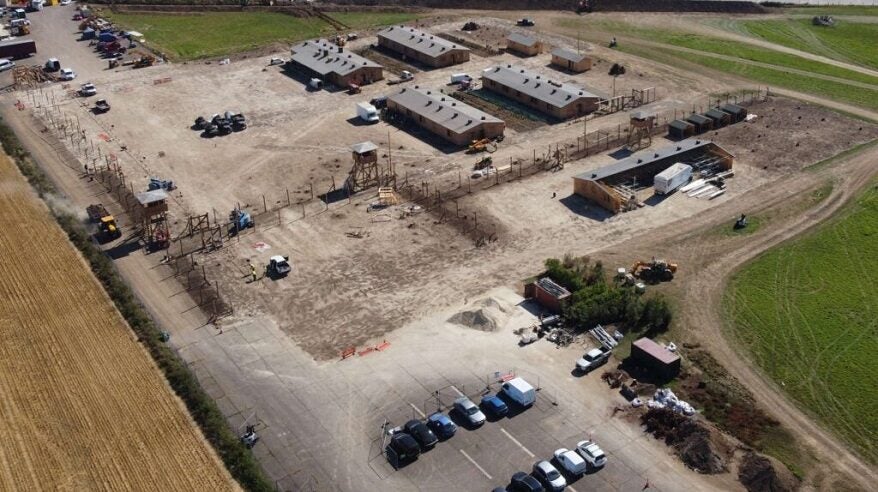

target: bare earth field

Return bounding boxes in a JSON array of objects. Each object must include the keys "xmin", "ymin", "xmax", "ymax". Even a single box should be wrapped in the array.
[
  {"xmin": 8, "ymin": 5, "xmax": 878, "ymax": 492},
  {"xmin": 0, "ymin": 154, "xmax": 235, "ymax": 491}
]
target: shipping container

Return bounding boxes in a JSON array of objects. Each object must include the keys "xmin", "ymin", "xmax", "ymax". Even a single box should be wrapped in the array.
[{"xmin": 653, "ymin": 163, "xmax": 692, "ymax": 195}]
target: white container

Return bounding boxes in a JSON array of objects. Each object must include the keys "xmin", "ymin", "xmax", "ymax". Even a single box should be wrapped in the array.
[
  {"xmin": 356, "ymin": 102, "xmax": 379, "ymax": 123},
  {"xmin": 654, "ymin": 163, "xmax": 693, "ymax": 195},
  {"xmin": 450, "ymin": 73, "xmax": 471, "ymax": 84},
  {"xmin": 501, "ymin": 377, "xmax": 536, "ymax": 407}
]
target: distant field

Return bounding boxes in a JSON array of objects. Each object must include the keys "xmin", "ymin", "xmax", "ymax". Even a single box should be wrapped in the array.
[
  {"xmin": 724, "ymin": 183, "xmax": 878, "ymax": 464},
  {"xmin": 106, "ymin": 11, "xmax": 418, "ymax": 60},
  {"xmin": 739, "ymin": 19, "xmax": 878, "ymax": 70},
  {"xmin": 786, "ymin": 5, "xmax": 878, "ymax": 16}
]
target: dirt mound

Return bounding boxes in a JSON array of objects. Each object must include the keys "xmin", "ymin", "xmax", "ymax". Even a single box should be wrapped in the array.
[
  {"xmin": 641, "ymin": 408, "xmax": 728, "ymax": 474},
  {"xmin": 448, "ymin": 297, "xmax": 512, "ymax": 331},
  {"xmin": 738, "ymin": 451, "xmax": 799, "ymax": 492}
]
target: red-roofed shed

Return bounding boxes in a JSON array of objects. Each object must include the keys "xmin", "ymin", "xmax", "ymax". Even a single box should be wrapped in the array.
[{"xmin": 631, "ymin": 337, "xmax": 681, "ymax": 379}]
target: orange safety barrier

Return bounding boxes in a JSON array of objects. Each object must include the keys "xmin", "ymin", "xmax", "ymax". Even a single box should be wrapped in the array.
[{"xmin": 340, "ymin": 346, "xmax": 356, "ymax": 360}]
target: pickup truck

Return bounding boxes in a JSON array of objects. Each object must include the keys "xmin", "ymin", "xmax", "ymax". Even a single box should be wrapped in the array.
[{"xmin": 575, "ymin": 347, "xmax": 611, "ymax": 373}]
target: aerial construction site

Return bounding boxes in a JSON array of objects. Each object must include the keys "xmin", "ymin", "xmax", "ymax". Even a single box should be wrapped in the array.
[{"xmin": 1, "ymin": 1, "xmax": 876, "ymax": 491}]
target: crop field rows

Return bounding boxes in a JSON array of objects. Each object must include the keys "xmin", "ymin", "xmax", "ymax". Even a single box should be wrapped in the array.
[{"xmin": 0, "ymin": 155, "xmax": 235, "ymax": 491}]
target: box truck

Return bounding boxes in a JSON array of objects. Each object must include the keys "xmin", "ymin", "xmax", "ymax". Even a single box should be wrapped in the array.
[
  {"xmin": 356, "ymin": 102, "xmax": 379, "ymax": 124},
  {"xmin": 653, "ymin": 163, "xmax": 692, "ymax": 195},
  {"xmin": 501, "ymin": 377, "xmax": 536, "ymax": 407},
  {"xmin": 0, "ymin": 40, "xmax": 36, "ymax": 60}
]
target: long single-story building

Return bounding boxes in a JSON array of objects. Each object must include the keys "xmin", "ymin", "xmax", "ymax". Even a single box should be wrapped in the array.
[
  {"xmin": 386, "ymin": 86, "xmax": 505, "ymax": 146},
  {"xmin": 289, "ymin": 39, "xmax": 383, "ymax": 88},
  {"xmin": 481, "ymin": 65, "xmax": 601, "ymax": 120},
  {"xmin": 550, "ymin": 47, "xmax": 592, "ymax": 73},
  {"xmin": 377, "ymin": 26, "xmax": 470, "ymax": 68},
  {"xmin": 572, "ymin": 139, "xmax": 734, "ymax": 213},
  {"xmin": 506, "ymin": 32, "xmax": 542, "ymax": 56}
]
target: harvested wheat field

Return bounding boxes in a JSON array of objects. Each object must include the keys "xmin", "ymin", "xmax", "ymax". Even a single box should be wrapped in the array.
[{"xmin": 0, "ymin": 154, "xmax": 236, "ymax": 490}]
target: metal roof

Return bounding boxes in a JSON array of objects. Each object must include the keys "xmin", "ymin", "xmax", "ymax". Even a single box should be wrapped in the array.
[
  {"xmin": 481, "ymin": 65, "xmax": 600, "ymax": 109},
  {"xmin": 351, "ymin": 141, "xmax": 378, "ymax": 154},
  {"xmin": 388, "ymin": 86, "xmax": 503, "ymax": 135},
  {"xmin": 669, "ymin": 119, "xmax": 694, "ymax": 131},
  {"xmin": 551, "ymin": 47, "xmax": 589, "ymax": 63},
  {"xmin": 536, "ymin": 277, "xmax": 571, "ymax": 299},
  {"xmin": 632, "ymin": 338, "xmax": 680, "ymax": 365},
  {"xmin": 377, "ymin": 26, "xmax": 470, "ymax": 58},
  {"xmin": 630, "ymin": 110, "xmax": 655, "ymax": 120},
  {"xmin": 686, "ymin": 113, "xmax": 711, "ymax": 126},
  {"xmin": 721, "ymin": 103, "xmax": 746, "ymax": 115},
  {"xmin": 575, "ymin": 138, "xmax": 723, "ymax": 182},
  {"xmin": 705, "ymin": 108, "xmax": 728, "ymax": 120},
  {"xmin": 290, "ymin": 39, "xmax": 381, "ymax": 77},
  {"xmin": 134, "ymin": 189, "xmax": 168, "ymax": 206},
  {"xmin": 507, "ymin": 32, "xmax": 539, "ymax": 47}
]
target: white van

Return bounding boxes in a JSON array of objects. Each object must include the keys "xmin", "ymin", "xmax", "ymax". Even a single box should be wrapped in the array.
[
  {"xmin": 450, "ymin": 73, "xmax": 471, "ymax": 84},
  {"xmin": 501, "ymin": 377, "xmax": 536, "ymax": 407}
]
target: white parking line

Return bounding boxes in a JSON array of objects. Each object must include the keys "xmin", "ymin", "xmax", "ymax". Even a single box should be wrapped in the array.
[
  {"xmin": 459, "ymin": 450, "xmax": 492, "ymax": 480},
  {"xmin": 450, "ymin": 385, "xmax": 464, "ymax": 396},
  {"xmin": 567, "ymin": 486, "xmax": 578, "ymax": 492},
  {"xmin": 409, "ymin": 402, "xmax": 425, "ymax": 418},
  {"xmin": 500, "ymin": 428, "xmax": 535, "ymax": 458}
]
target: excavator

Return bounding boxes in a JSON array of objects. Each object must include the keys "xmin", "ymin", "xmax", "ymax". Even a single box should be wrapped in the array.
[
  {"xmin": 631, "ymin": 257, "xmax": 677, "ymax": 283},
  {"xmin": 467, "ymin": 138, "xmax": 497, "ymax": 154},
  {"xmin": 131, "ymin": 51, "xmax": 156, "ymax": 69}
]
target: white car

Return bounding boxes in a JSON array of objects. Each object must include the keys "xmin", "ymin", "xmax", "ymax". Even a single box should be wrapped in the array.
[
  {"xmin": 576, "ymin": 440, "xmax": 608, "ymax": 468},
  {"xmin": 452, "ymin": 397, "xmax": 485, "ymax": 427},
  {"xmin": 60, "ymin": 0, "xmax": 72, "ymax": 5},
  {"xmin": 79, "ymin": 83, "xmax": 96, "ymax": 97},
  {"xmin": 0, "ymin": 58, "xmax": 14, "ymax": 72},
  {"xmin": 60, "ymin": 68, "xmax": 76, "ymax": 81},
  {"xmin": 532, "ymin": 460, "xmax": 566, "ymax": 491},
  {"xmin": 553, "ymin": 448, "xmax": 587, "ymax": 476}
]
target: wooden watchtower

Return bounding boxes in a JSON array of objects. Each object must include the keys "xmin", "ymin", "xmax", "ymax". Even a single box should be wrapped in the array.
[
  {"xmin": 345, "ymin": 141, "xmax": 380, "ymax": 193},
  {"xmin": 628, "ymin": 110, "xmax": 656, "ymax": 150},
  {"xmin": 134, "ymin": 189, "xmax": 170, "ymax": 249}
]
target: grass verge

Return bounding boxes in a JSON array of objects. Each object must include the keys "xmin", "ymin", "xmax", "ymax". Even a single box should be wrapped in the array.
[
  {"xmin": 723, "ymin": 182, "xmax": 878, "ymax": 464},
  {"xmin": 0, "ymin": 119, "xmax": 273, "ymax": 491},
  {"xmin": 740, "ymin": 19, "xmax": 878, "ymax": 70}
]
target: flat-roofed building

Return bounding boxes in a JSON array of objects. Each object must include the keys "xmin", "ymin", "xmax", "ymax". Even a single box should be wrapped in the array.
[
  {"xmin": 377, "ymin": 26, "xmax": 470, "ymax": 68},
  {"xmin": 289, "ymin": 39, "xmax": 383, "ymax": 88},
  {"xmin": 550, "ymin": 47, "xmax": 592, "ymax": 73},
  {"xmin": 386, "ymin": 86, "xmax": 505, "ymax": 146},
  {"xmin": 481, "ymin": 64, "xmax": 601, "ymax": 119}
]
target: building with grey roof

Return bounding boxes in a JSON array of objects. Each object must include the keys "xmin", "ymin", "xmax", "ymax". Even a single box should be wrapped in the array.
[
  {"xmin": 572, "ymin": 139, "xmax": 733, "ymax": 213},
  {"xmin": 506, "ymin": 32, "xmax": 541, "ymax": 56},
  {"xmin": 550, "ymin": 47, "xmax": 593, "ymax": 72},
  {"xmin": 289, "ymin": 39, "xmax": 383, "ymax": 88},
  {"xmin": 481, "ymin": 65, "xmax": 601, "ymax": 120},
  {"xmin": 386, "ymin": 86, "xmax": 505, "ymax": 146},
  {"xmin": 377, "ymin": 26, "xmax": 470, "ymax": 68}
]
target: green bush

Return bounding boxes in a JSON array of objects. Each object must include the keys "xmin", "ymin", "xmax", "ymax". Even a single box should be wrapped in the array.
[{"xmin": 0, "ymin": 118, "xmax": 272, "ymax": 492}]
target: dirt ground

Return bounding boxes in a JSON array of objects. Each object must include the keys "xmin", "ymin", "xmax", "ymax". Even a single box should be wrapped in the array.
[{"xmin": 0, "ymin": 154, "xmax": 235, "ymax": 491}]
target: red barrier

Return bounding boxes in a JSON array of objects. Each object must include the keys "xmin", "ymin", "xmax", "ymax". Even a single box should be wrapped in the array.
[{"xmin": 340, "ymin": 346, "xmax": 356, "ymax": 360}]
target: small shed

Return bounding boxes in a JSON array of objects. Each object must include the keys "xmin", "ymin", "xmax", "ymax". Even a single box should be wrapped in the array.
[
  {"xmin": 550, "ymin": 47, "xmax": 592, "ymax": 73},
  {"xmin": 532, "ymin": 277, "xmax": 571, "ymax": 313},
  {"xmin": 704, "ymin": 108, "xmax": 730, "ymax": 128},
  {"xmin": 668, "ymin": 119, "xmax": 695, "ymax": 140},
  {"xmin": 720, "ymin": 103, "xmax": 748, "ymax": 123},
  {"xmin": 81, "ymin": 27, "xmax": 96, "ymax": 40},
  {"xmin": 630, "ymin": 338, "xmax": 681, "ymax": 380},
  {"xmin": 685, "ymin": 113, "xmax": 713, "ymax": 134},
  {"xmin": 506, "ymin": 32, "xmax": 541, "ymax": 56}
]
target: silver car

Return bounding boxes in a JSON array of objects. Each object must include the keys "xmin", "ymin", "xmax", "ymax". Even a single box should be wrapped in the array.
[
  {"xmin": 533, "ymin": 459, "xmax": 566, "ymax": 491},
  {"xmin": 453, "ymin": 396, "xmax": 486, "ymax": 426}
]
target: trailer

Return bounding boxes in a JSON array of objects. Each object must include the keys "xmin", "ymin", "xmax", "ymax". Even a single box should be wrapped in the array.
[
  {"xmin": 0, "ymin": 40, "xmax": 36, "ymax": 60},
  {"xmin": 653, "ymin": 163, "xmax": 692, "ymax": 195}
]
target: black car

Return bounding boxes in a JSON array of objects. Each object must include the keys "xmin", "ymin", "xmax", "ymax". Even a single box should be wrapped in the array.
[
  {"xmin": 387, "ymin": 432, "xmax": 420, "ymax": 463},
  {"xmin": 510, "ymin": 472, "xmax": 544, "ymax": 492},
  {"xmin": 404, "ymin": 419, "xmax": 438, "ymax": 450}
]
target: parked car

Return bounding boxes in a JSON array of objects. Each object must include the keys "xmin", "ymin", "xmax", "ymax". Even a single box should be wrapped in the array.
[
  {"xmin": 453, "ymin": 396, "xmax": 486, "ymax": 427},
  {"xmin": 510, "ymin": 471, "xmax": 544, "ymax": 492},
  {"xmin": 427, "ymin": 412, "xmax": 457, "ymax": 439},
  {"xmin": 404, "ymin": 419, "xmax": 438, "ymax": 450},
  {"xmin": 501, "ymin": 377, "xmax": 536, "ymax": 407},
  {"xmin": 575, "ymin": 347, "xmax": 611, "ymax": 373},
  {"xmin": 60, "ymin": 0, "xmax": 72, "ymax": 5},
  {"xmin": 387, "ymin": 432, "xmax": 420, "ymax": 464},
  {"xmin": 576, "ymin": 440, "xmax": 607, "ymax": 468},
  {"xmin": 0, "ymin": 58, "xmax": 14, "ymax": 72},
  {"xmin": 481, "ymin": 394, "xmax": 508, "ymax": 418},
  {"xmin": 532, "ymin": 460, "xmax": 566, "ymax": 491},
  {"xmin": 59, "ymin": 67, "xmax": 76, "ymax": 80},
  {"xmin": 79, "ymin": 83, "xmax": 96, "ymax": 97},
  {"xmin": 553, "ymin": 448, "xmax": 586, "ymax": 476}
]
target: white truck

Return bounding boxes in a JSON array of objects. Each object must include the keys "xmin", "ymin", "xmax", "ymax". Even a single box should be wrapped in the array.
[
  {"xmin": 575, "ymin": 347, "xmax": 611, "ymax": 373},
  {"xmin": 450, "ymin": 73, "xmax": 471, "ymax": 84},
  {"xmin": 356, "ymin": 102, "xmax": 379, "ymax": 124},
  {"xmin": 501, "ymin": 377, "xmax": 536, "ymax": 407},
  {"xmin": 653, "ymin": 162, "xmax": 692, "ymax": 195}
]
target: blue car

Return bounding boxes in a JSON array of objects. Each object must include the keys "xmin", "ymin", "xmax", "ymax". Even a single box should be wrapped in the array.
[
  {"xmin": 427, "ymin": 412, "xmax": 457, "ymax": 439},
  {"xmin": 481, "ymin": 394, "xmax": 509, "ymax": 418}
]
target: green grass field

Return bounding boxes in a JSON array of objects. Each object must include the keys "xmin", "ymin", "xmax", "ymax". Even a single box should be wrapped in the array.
[
  {"xmin": 724, "ymin": 183, "xmax": 878, "ymax": 464},
  {"xmin": 738, "ymin": 19, "xmax": 878, "ymax": 70},
  {"xmin": 786, "ymin": 5, "xmax": 878, "ymax": 17},
  {"xmin": 105, "ymin": 11, "xmax": 418, "ymax": 60}
]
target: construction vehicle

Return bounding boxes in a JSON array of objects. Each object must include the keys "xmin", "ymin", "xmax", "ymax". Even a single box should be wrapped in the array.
[
  {"xmin": 473, "ymin": 156, "xmax": 493, "ymax": 170},
  {"xmin": 86, "ymin": 204, "xmax": 122, "ymax": 241},
  {"xmin": 631, "ymin": 258, "xmax": 677, "ymax": 283},
  {"xmin": 132, "ymin": 52, "xmax": 155, "ymax": 69},
  {"xmin": 267, "ymin": 255, "xmax": 292, "ymax": 278},
  {"xmin": 148, "ymin": 177, "xmax": 175, "ymax": 191},
  {"xmin": 225, "ymin": 111, "xmax": 247, "ymax": 130},
  {"xmin": 240, "ymin": 425, "xmax": 259, "ymax": 449},
  {"xmin": 734, "ymin": 214, "xmax": 748, "ymax": 230},
  {"xmin": 93, "ymin": 99, "xmax": 110, "ymax": 113},
  {"xmin": 228, "ymin": 208, "xmax": 254, "ymax": 235},
  {"xmin": 517, "ymin": 18, "xmax": 535, "ymax": 27},
  {"xmin": 467, "ymin": 138, "xmax": 497, "ymax": 154},
  {"xmin": 9, "ymin": 19, "xmax": 31, "ymax": 37}
]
